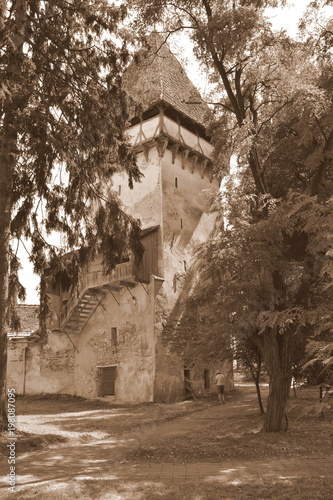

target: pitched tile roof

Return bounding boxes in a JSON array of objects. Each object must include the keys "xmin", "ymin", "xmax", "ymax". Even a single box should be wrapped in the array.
[{"xmin": 124, "ymin": 33, "xmax": 210, "ymax": 128}]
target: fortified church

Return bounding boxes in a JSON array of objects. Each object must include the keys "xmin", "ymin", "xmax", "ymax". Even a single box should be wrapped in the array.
[{"xmin": 7, "ymin": 35, "xmax": 232, "ymax": 402}]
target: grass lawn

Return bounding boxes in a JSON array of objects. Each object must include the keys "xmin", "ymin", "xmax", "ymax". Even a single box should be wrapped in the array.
[
  {"xmin": 1, "ymin": 385, "xmax": 332, "ymax": 500},
  {"xmin": 129, "ymin": 386, "xmax": 333, "ymax": 462},
  {"xmin": 0, "ymin": 393, "xmax": 212, "ymax": 455}
]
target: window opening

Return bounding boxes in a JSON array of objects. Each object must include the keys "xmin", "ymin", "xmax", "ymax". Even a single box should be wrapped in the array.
[
  {"xmin": 204, "ymin": 369, "xmax": 210, "ymax": 390},
  {"xmin": 111, "ymin": 327, "xmax": 117, "ymax": 347}
]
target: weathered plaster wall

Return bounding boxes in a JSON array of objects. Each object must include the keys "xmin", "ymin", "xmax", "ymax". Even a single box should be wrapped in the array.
[
  {"xmin": 112, "ymin": 149, "xmax": 164, "ymax": 276},
  {"xmin": 153, "ymin": 149, "xmax": 221, "ymax": 402},
  {"xmin": 112, "ymin": 150, "xmax": 163, "ymax": 230},
  {"xmin": 75, "ymin": 279, "xmax": 156, "ymax": 403},
  {"xmin": 7, "ymin": 332, "xmax": 75, "ymax": 395},
  {"xmin": 7, "ymin": 340, "xmax": 28, "ymax": 394},
  {"xmin": 160, "ymin": 148, "xmax": 219, "ymax": 311}
]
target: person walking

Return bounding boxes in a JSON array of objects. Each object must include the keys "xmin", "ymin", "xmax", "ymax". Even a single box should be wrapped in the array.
[{"xmin": 215, "ymin": 370, "xmax": 226, "ymax": 404}]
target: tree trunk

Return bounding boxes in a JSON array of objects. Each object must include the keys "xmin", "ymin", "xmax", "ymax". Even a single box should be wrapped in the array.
[
  {"xmin": 254, "ymin": 375, "xmax": 265, "ymax": 415},
  {"xmin": 261, "ymin": 327, "xmax": 293, "ymax": 432},
  {"xmin": 249, "ymin": 356, "xmax": 265, "ymax": 414},
  {"xmin": 264, "ymin": 369, "xmax": 291, "ymax": 431},
  {"xmin": 0, "ymin": 120, "xmax": 15, "ymax": 431},
  {"xmin": 0, "ymin": 0, "xmax": 25, "ymax": 432}
]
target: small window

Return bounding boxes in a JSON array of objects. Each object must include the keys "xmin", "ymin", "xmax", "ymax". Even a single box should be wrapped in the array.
[
  {"xmin": 183, "ymin": 260, "xmax": 187, "ymax": 272},
  {"xmin": 204, "ymin": 369, "xmax": 210, "ymax": 390},
  {"xmin": 175, "ymin": 177, "xmax": 178, "ymax": 188},
  {"xmin": 180, "ymin": 218, "xmax": 183, "ymax": 229},
  {"xmin": 111, "ymin": 327, "xmax": 117, "ymax": 347},
  {"xmin": 118, "ymin": 185, "xmax": 121, "ymax": 195}
]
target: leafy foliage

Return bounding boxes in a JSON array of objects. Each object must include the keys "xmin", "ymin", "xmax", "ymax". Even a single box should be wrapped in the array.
[
  {"xmin": 1, "ymin": 1, "xmax": 143, "ymax": 309},
  {"xmin": 126, "ymin": 0, "xmax": 333, "ymax": 431},
  {"xmin": 0, "ymin": 0, "xmax": 143, "ymax": 429}
]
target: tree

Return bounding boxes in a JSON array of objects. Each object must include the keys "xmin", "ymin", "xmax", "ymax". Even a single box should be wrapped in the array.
[
  {"xmin": 127, "ymin": 0, "xmax": 333, "ymax": 431},
  {"xmin": 233, "ymin": 334, "xmax": 265, "ymax": 414},
  {"xmin": 0, "ymin": 1, "xmax": 143, "ymax": 431}
]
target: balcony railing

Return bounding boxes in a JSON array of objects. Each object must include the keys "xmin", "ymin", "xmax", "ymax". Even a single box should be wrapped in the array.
[
  {"xmin": 82, "ymin": 260, "xmax": 134, "ymax": 290},
  {"xmin": 48, "ymin": 227, "xmax": 159, "ymax": 333},
  {"xmin": 60, "ymin": 260, "xmax": 135, "ymax": 328}
]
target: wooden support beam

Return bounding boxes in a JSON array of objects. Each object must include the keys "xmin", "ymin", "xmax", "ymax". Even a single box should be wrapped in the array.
[
  {"xmin": 142, "ymin": 145, "xmax": 149, "ymax": 162},
  {"xmin": 120, "ymin": 280, "xmax": 136, "ymax": 288}
]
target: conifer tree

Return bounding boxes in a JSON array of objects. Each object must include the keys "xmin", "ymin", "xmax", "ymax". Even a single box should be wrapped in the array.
[{"xmin": 0, "ymin": 1, "xmax": 142, "ymax": 431}]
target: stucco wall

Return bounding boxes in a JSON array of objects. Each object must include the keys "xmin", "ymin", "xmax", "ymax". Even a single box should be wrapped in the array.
[
  {"xmin": 112, "ymin": 150, "xmax": 163, "ymax": 230},
  {"xmin": 7, "ymin": 332, "xmax": 75, "ymax": 395},
  {"xmin": 7, "ymin": 340, "xmax": 28, "ymax": 394},
  {"xmin": 160, "ymin": 148, "xmax": 218, "ymax": 310},
  {"xmin": 112, "ymin": 149, "xmax": 164, "ymax": 277},
  {"xmin": 75, "ymin": 279, "xmax": 156, "ymax": 403},
  {"xmin": 153, "ymin": 148, "xmax": 221, "ymax": 402}
]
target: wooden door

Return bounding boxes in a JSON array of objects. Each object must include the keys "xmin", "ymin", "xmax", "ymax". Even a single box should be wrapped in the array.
[{"xmin": 101, "ymin": 366, "xmax": 117, "ymax": 396}]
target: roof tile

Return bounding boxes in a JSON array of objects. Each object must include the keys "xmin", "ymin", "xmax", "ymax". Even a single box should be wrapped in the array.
[{"xmin": 124, "ymin": 33, "xmax": 210, "ymax": 127}]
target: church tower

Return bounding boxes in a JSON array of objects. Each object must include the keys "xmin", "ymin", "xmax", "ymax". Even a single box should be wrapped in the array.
[
  {"xmin": 112, "ymin": 34, "xmax": 220, "ymax": 401},
  {"xmin": 36, "ymin": 36, "xmax": 221, "ymax": 402}
]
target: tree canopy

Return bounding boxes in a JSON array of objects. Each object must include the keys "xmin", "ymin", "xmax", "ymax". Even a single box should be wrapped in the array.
[
  {"xmin": 0, "ymin": 0, "xmax": 143, "ymax": 430},
  {"xmin": 126, "ymin": 0, "xmax": 333, "ymax": 431}
]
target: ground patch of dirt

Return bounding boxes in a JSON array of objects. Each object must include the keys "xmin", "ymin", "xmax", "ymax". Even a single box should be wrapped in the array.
[
  {"xmin": 128, "ymin": 386, "xmax": 333, "ymax": 462},
  {"xmin": 0, "ymin": 391, "xmax": 217, "ymax": 454},
  {"xmin": 1, "ymin": 385, "xmax": 333, "ymax": 500},
  {"xmin": 0, "ymin": 432, "xmax": 67, "ymax": 456}
]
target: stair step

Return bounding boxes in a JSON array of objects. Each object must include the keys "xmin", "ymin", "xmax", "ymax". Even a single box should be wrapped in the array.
[
  {"xmin": 80, "ymin": 299, "xmax": 95, "ymax": 303},
  {"xmin": 62, "ymin": 288, "xmax": 106, "ymax": 334},
  {"xmin": 77, "ymin": 307, "xmax": 95, "ymax": 314}
]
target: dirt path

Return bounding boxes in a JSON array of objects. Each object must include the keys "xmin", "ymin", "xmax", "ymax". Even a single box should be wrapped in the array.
[
  {"xmin": 0, "ymin": 389, "xmax": 258, "ymax": 492},
  {"xmin": 1, "ymin": 386, "xmax": 332, "ymax": 499}
]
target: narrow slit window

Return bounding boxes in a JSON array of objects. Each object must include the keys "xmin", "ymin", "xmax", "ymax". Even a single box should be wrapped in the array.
[
  {"xmin": 111, "ymin": 327, "xmax": 117, "ymax": 347},
  {"xmin": 204, "ymin": 369, "xmax": 210, "ymax": 390},
  {"xmin": 118, "ymin": 185, "xmax": 121, "ymax": 195},
  {"xmin": 180, "ymin": 218, "xmax": 183, "ymax": 229},
  {"xmin": 175, "ymin": 177, "xmax": 178, "ymax": 188}
]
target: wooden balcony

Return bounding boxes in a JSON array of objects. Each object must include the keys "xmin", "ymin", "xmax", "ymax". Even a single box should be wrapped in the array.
[
  {"xmin": 82, "ymin": 259, "xmax": 135, "ymax": 292},
  {"xmin": 60, "ymin": 260, "xmax": 136, "ymax": 335},
  {"xmin": 57, "ymin": 226, "xmax": 159, "ymax": 335}
]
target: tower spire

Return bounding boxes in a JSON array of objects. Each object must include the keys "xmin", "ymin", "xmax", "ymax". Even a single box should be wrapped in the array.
[{"xmin": 124, "ymin": 33, "xmax": 210, "ymax": 131}]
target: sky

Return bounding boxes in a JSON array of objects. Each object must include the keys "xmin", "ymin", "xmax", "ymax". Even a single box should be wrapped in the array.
[
  {"xmin": 266, "ymin": 1, "xmax": 308, "ymax": 36},
  {"xmin": 174, "ymin": 1, "xmax": 313, "ymax": 93},
  {"xmin": 17, "ymin": 1, "xmax": 320, "ymax": 304}
]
